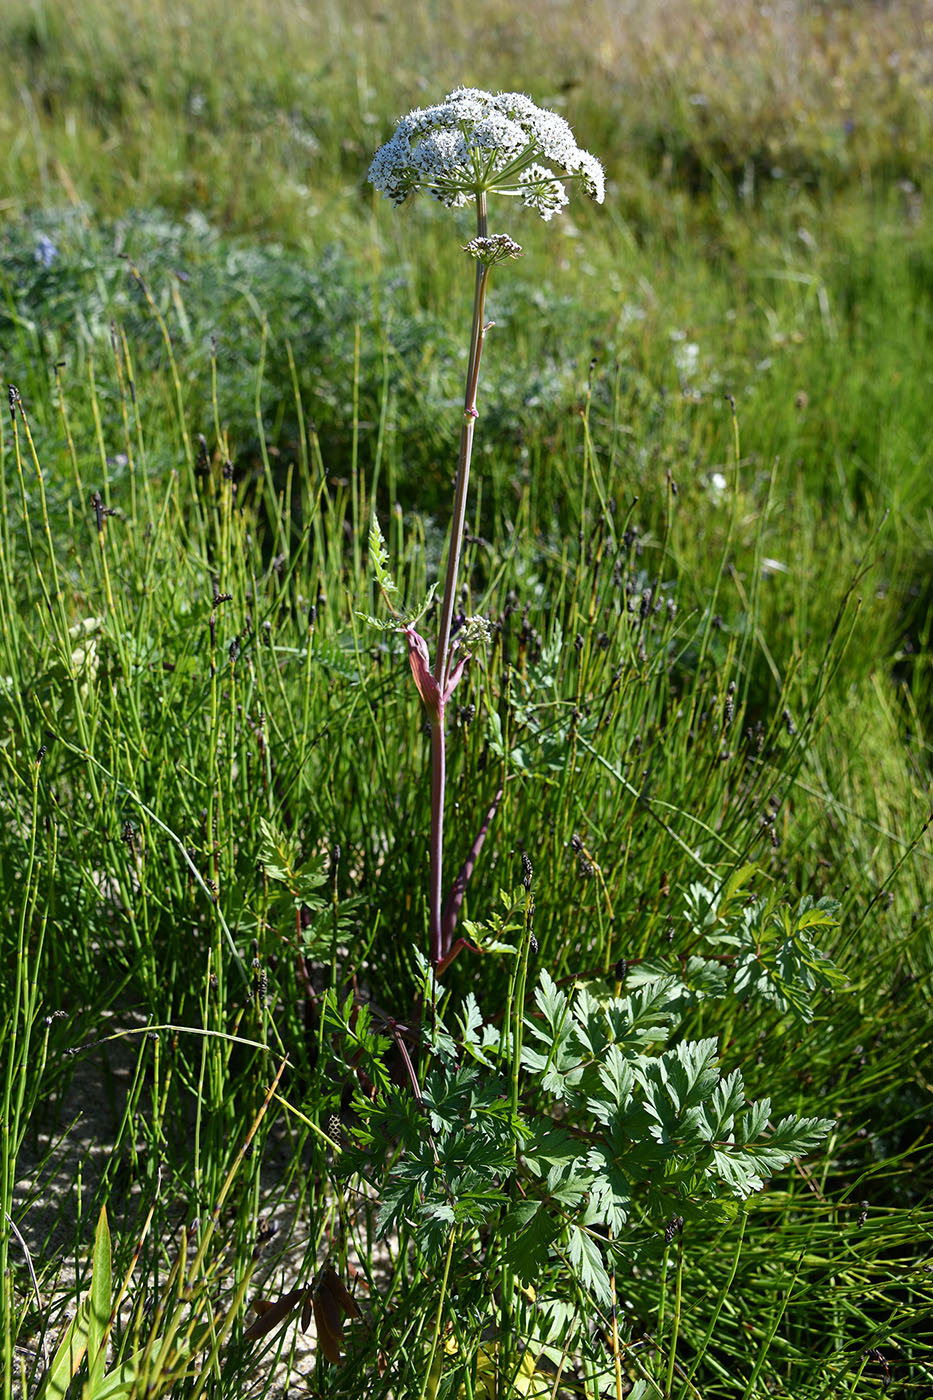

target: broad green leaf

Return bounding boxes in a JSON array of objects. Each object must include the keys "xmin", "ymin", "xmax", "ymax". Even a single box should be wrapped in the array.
[
  {"xmin": 705, "ymin": 1068, "xmax": 746, "ymax": 1136},
  {"xmin": 522, "ymin": 1123, "xmax": 582, "ymax": 1179},
  {"xmin": 684, "ymin": 955, "xmax": 730, "ymax": 999},
  {"xmin": 597, "ymin": 1044, "xmax": 635, "ymax": 1112},
  {"xmin": 458, "ymin": 993, "xmax": 483, "ymax": 1046},
  {"xmin": 710, "ymin": 1147, "xmax": 765, "ymax": 1197},
  {"xmin": 740, "ymin": 1114, "xmax": 836, "ymax": 1175},
  {"xmin": 501, "ymin": 1203, "xmax": 558, "ymax": 1285},
  {"xmin": 500, "ymin": 1200, "xmax": 541, "ymax": 1235},
  {"xmin": 86, "ymin": 1204, "xmax": 112, "ymax": 1395},
  {"xmin": 738, "ymin": 1096, "xmax": 772, "ymax": 1144},
  {"xmin": 639, "ymin": 1039, "xmax": 720, "ymax": 1114},
  {"xmin": 602, "ymin": 978, "xmax": 681, "ymax": 1047},
  {"xmin": 583, "ymin": 1146, "xmax": 632, "ymax": 1232},
  {"xmin": 628, "ymin": 1380, "xmax": 664, "ymax": 1399},
  {"xmin": 794, "ymin": 906, "xmax": 839, "ymax": 931},
  {"xmin": 565, "ymin": 1225, "xmax": 611, "ymax": 1305},
  {"xmin": 713, "ymin": 1113, "xmax": 834, "ymax": 1196},
  {"xmin": 457, "ymin": 993, "xmax": 496, "ymax": 1065},
  {"xmin": 572, "ymin": 987, "xmax": 611, "ymax": 1057},
  {"xmin": 36, "ymin": 1302, "xmax": 92, "ymax": 1400},
  {"xmin": 532, "ymin": 969, "xmax": 568, "ymax": 1029},
  {"xmin": 548, "ymin": 1175, "xmax": 593, "ymax": 1208},
  {"xmin": 85, "ymin": 1334, "xmax": 196, "ymax": 1400},
  {"xmin": 718, "ymin": 863, "xmax": 759, "ymax": 910},
  {"xmin": 257, "ymin": 818, "xmax": 297, "ymax": 884}
]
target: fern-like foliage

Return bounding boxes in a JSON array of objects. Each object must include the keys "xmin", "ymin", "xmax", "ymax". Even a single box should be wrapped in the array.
[
  {"xmin": 338, "ymin": 892, "xmax": 839, "ymax": 1317},
  {"xmin": 357, "ymin": 513, "xmax": 436, "ymax": 632},
  {"xmin": 685, "ymin": 866, "xmax": 847, "ymax": 1022}
]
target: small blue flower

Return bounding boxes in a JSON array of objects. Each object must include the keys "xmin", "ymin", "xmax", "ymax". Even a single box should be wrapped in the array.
[{"xmin": 35, "ymin": 234, "xmax": 58, "ymax": 268}]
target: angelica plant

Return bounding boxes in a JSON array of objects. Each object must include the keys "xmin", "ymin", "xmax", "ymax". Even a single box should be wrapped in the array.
[{"xmin": 368, "ymin": 88, "xmax": 604, "ymax": 972}]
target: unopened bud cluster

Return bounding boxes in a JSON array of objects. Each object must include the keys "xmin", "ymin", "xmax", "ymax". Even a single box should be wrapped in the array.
[{"xmin": 464, "ymin": 234, "xmax": 523, "ymax": 267}]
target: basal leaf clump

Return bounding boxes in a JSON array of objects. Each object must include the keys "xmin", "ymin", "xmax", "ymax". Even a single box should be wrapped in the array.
[{"xmin": 339, "ymin": 918, "xmax": 836, "ymax": 1320}]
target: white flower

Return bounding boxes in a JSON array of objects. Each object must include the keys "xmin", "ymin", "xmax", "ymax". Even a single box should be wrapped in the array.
[
  {"xmin": 708, "ymin": 471, "xmax": 729, "ymax": 503},
  {"xmin": 673, "ymin": 340, "xmax": 700, "ymax": 381},
  {"xmin": 463, "ymin": 234, "xmax": 523, "ymax": 266},
  {"xmin": 368, "ymin": 88, "xmax": 605, "ymax": 220}
]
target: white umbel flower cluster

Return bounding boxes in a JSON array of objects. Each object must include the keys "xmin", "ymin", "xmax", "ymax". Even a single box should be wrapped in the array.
[
  {"xmin": 464, "ymin": 234, "xmax": 523, "ymax": 266},
  {"xmin": 368, "ymin": 87, "xmax": 605, "ymax": 221}
]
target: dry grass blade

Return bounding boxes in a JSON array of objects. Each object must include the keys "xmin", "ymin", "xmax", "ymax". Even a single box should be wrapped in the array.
[
  {"xmin": 244, "ymin": 1290, "xmax": 307, "ymax": 1343},
  {"xmin": 245, "ymin": 1271, "xmax": 360, "ymax": 1365}
]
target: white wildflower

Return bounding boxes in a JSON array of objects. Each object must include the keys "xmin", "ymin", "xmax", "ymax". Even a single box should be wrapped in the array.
[
  {"xmin": 673, "ymin": 340, "xmax": 700, "ymax": 381},
  {"xmin": 463, "ymin": 234, "xmax": 523, "ymax": 266},
  {"xmin": 368, "ymin": 87, "xmax": 605, "ymax": 219},
  {"xmin": 458, "ymin": 615, "xmax": 493, "ymax": 648},
  {"xmin": 708, "ymin": 471, "xmax": 729, "ymax": 503}
]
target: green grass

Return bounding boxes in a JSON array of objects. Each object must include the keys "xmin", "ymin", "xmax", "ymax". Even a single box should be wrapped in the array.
[{"xmin": 0, "ymin": 1, "xmax": 931, "ymax": 1396}]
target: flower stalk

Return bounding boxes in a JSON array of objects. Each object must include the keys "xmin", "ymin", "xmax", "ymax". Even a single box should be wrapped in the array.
[
  {"xmin": 435, "ymin": 192, "xmax": 488, "ymax": 686},
  {"xmin": 369, "ymin": 88, "xmax": 604, "ymax": 972},
  {"xmin": 428, "ymin": 195, "xmax": 489, "ymax": 968}
]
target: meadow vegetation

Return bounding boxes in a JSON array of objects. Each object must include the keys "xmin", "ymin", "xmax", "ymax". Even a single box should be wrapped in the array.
[{"xmin": 0, "ymin": 1, "xmax": 931, "ymax": 1396}]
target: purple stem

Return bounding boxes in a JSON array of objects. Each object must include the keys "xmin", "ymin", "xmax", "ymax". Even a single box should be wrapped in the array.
[
  {"xmin": 429, "ymin": 713, "xmax": 446, "ymax": 967},
  {"xmin": 428, "ymin": 194, "xmax": 491, "ymax": 970},
  {"xmin": 441, "ymin": 786, "xmax": 503, "ymax": 947},
  {"xmin": 388, "ymin": 1018, "xmax": 425, "ymax": 1108}
]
